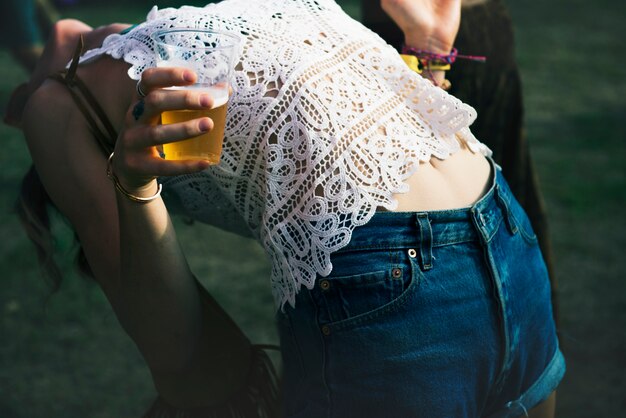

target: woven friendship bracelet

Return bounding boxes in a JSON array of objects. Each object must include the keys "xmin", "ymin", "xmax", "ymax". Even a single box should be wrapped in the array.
[
  {"xmin": 400, "ymin": 46, "xmax": 486, "ymax": 90},
  {"xmin": 401, "ymin": 46, "xmax": 487, "ymax": 66},
  {"xmin": 106, "ymin": 152, "xmax": 162, "ymax": 203}
]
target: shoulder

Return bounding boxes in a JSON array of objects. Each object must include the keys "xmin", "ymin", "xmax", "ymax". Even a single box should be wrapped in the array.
[
  {"xmin": 23, "ymin": 78, "xmax": 89, "ymax": 157},
  {"xmin": 23, "ymin": 80, "xmax": 84, "ymax": 180},
  {"xmin": 23, "ymin": 79, "xmax": 74, "ymax": 125},
  {"xmin": 22, "ymin": 78, "xmax": 117, "ymax": 230},
  {"xmin": 22, "ymin": 77, "xmax": 123, "ymax": 287},
  {"xmin": 23, "ymin": 79, "xmax": 91, "ymax": 179}
]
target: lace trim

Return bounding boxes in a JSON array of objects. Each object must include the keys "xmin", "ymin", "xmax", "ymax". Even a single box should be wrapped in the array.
[{"xmin": 79, "ymin": 0, "xmax": 491, "ymax": 309}]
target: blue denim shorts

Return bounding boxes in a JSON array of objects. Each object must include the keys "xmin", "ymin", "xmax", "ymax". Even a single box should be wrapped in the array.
[{"xmin": 277, "ymin": 160, "xmax": 565, "ymax": 418}]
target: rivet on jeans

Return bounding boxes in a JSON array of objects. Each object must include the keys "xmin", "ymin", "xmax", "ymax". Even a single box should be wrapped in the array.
[
  {"xmin": 321, "ymin": 325, "xmax": 331, "ymax": 336},
  {"xmin": 408, "ymin": 248, "xmax": 417, "ymax": 258},
  {"xmin": 320, "ymin": 279, "xmax": 330, "ymax": 290},
  {"xmin": 392, "ymin": 268, "xmax": 402, "ymax": 278}
]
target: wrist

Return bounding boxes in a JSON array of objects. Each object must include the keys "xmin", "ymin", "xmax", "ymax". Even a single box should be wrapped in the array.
[
  {"xmin": 424, "ymin": 70, "xmax": 446, "ymax": 86},
  {"xmin": 113, "ymin": 176, "xmax": 162, "ymax": 204},
  {"xmin": 107, "ymin": 152, "xmax": 162, "ymax": 203},
  {"xmin": 117, "ymin": 179, "xmax": 160, "ymax": 199},
  {"xmin": 400, "ymin": 45, "xmax": 455, "ymax": 90},
  {"xmin": 403, "ymin": 35, "xmax": 453, "ymax": 55}
]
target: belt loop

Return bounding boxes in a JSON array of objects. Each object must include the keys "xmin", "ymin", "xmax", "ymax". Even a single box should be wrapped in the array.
[
  {"xmin": 495, "ymin": 184, "xmax": 518, "ymax": 235},
  {"xmin": 416, "ymin": 213, "xmax": 433, "ymax": 271}
]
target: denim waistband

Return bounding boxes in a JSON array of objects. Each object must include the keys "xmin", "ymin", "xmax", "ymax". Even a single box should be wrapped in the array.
[{"xmin": 339, "ymin": 159, "xmax": 519, "ymax": 253}]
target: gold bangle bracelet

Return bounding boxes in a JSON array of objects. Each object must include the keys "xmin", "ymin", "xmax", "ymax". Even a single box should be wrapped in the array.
[{"xmin": 106, "ymin": 152, "xmax": 162, "ymax": 203}]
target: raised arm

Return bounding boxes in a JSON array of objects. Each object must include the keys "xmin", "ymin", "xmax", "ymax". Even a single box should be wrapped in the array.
[
  {"xmin": 22, "ymin": 59, "xmax": 225, "ymax": 407},
  {"xmin": 381, "ymin": 0, "xmax": 461, "ymax": 52},
  {"xmin": 381, "ymin": 0, "xmax": 461, "ymax": 85}
]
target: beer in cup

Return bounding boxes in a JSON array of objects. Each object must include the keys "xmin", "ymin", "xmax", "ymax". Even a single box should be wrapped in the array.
[{"xmin": 151, "ymin": 29, "xmax": 240, "ymax": 163}]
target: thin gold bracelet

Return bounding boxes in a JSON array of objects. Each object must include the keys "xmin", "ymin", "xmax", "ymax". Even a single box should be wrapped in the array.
[{"xmin": 106, "ymin": 152, "xmax": 162, "ymax": 203}]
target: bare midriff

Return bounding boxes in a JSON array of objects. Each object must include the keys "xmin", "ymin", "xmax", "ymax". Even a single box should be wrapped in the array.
[{"xmin": 387, "ymin": 141, "xmax": 492, "ymax": 212}]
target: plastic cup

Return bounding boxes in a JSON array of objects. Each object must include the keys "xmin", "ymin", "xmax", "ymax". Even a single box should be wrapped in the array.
[{"xmin": 151, "ymin": 29, "xmax": 240, "ymax": 163}]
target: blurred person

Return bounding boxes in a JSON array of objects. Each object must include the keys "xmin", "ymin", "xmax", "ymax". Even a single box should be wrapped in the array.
[
  {"xmin": 0, "ymin": 0, "xmax": 59, "ymax": 72},
  {"xmin": 2, "ymin": 0, "xmax": 60, "ymax": 129}
]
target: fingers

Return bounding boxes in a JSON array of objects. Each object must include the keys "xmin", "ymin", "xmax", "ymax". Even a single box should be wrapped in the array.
[
  {"xmin": 137, "ymin": 66, "xmax": 197, "ymax": 97},
  {"xmin": 130, "ymin": 73, "xmax": 214, "ymax": 126},
  {"xmin": 116, "ymin": 67, "xmax": 220, "ymax": 182},
  {"xmin": 127, "ymin": 117, "xmax": 213, "ymax": 148},
  {"xmin": 141, "ymin": 88, "xmax": 214, "ymax": 119}
]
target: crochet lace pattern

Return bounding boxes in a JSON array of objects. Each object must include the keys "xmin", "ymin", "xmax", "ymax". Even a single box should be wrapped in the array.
[{"xmin": 80, "ymin": 0, "xmax": 492, "ymax": 309}]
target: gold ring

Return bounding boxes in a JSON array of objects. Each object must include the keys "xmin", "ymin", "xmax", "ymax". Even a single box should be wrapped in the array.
[{"xmin": 136, "ymin": 80, "xmax": 147, "ymax": 98}]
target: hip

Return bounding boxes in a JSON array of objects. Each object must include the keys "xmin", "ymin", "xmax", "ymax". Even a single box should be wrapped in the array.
[{"xmin": 276, "ymin": 161, "xmax": 562, "ymax": 417}]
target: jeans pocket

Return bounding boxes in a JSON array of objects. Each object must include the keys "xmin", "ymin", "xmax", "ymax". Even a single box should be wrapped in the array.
[{"xmin": 312, "ymin": 248, "xmax": 418, "ymax": 328}]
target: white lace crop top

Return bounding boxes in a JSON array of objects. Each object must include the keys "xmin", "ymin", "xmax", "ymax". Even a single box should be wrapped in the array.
[{"xmin": 81, "ymin": 0, "xmax": 492, "ymax": 309}]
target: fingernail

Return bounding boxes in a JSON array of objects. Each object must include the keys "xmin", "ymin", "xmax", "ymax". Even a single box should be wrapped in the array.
[
  {"xmin": 183, "ymin": 71, "xmax": 195, "ymax": 82},
  {"xmin": 199, "ymin": 118, "xmax": 212, "ymax": 132},
  {"xmin": 200, "ymin": 94, "xmax": 211, "ymax": 107}
]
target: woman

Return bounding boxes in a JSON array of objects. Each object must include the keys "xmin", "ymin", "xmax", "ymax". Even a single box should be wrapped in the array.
[{"xmin": 15, "ymin": 0, "xmax": 563, "ymax": 416}]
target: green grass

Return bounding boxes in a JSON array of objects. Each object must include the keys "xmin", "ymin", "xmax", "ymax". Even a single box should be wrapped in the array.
[
  {"xmin": 506, "ymin": 0, "xmax": 626, "ymax": 415},
  {"xmin": 1, "ymin": 0, "xmax": 624, "ymax": 416}
]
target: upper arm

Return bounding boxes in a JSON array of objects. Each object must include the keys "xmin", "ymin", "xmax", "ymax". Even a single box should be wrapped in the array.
[{"xmin": 22, "ymin": 81, "xmax": 121, "ymax": 292}]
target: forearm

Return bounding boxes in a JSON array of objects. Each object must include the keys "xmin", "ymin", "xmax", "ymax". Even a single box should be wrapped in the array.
[
  {"xmin": 24, "ymin": 48, "xmax": 240, "ymax": 407},
  {"xmin": 113, "ymin": 179, "xmax": 239, "ymax": 407},
  {"xmin": 100, "ymin": 66, "xmax": 229, "ymax": 402},
  {"xmin": 114, "ymin": 182, "xmax": 203, "ymax": 373}
]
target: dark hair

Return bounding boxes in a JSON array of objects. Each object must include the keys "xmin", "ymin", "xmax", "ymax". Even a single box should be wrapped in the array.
[{"xmin": 15, "ymin": 165, "xmax": 93, "ymax": 292}]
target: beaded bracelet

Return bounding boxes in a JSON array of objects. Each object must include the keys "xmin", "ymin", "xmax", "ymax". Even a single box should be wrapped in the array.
[
  {"xmin": 401, "ymin": 46, "xmax": 486, "ymax": 90},
  {"xmin": 399, "ymin": 54, "xmax": 451, "ymax": 73},
  {"xmin": 401, "ymin": 46, "xmax": 487, "ymax": 66},
  {"xmin": 106, "ymin": 152, "xmax": 162, "ymax": 203}
]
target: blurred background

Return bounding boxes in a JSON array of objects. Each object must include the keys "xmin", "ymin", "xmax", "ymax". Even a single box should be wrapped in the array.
[{"xmin": 0, "ymin": 0, "xmax": 624, "ymax": 416}]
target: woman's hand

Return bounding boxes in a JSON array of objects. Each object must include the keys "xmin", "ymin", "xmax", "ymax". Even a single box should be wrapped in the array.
[
  {"xmin": 381, "ymin": 0, "xmax": 461, "ymax": 53},
  {"xmin": 111, "ymin": 67, "xmax": 215, "ymax": 197}
]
